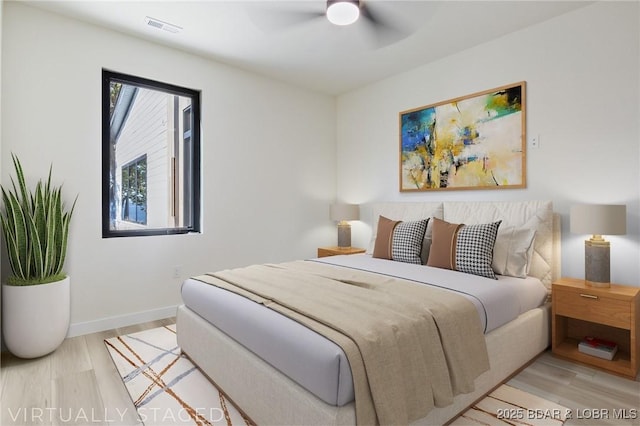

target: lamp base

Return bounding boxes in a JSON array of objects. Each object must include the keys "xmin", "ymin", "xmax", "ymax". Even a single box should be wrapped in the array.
[
  {"xmin": 584, "ymin": 239, "xmax": 610, "ymax": 288},
  {"xmin": 337, "ymin": 222, "xmax": 351, "ymax": 248}
]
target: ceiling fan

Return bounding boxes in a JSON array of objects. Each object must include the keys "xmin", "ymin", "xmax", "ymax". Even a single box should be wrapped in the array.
[
  {"xmin": 326, "ymin": 0, "xmax": 370, "ymax": 26},
  {"xmin": 251, "ymin": 0, "xmax": 410, "ymax": 48}
]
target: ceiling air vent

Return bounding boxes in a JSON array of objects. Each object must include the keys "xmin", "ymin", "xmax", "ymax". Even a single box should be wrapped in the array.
[{"xmin": 144, "ymin": 16, "xmax": 182, "ymax": 34}]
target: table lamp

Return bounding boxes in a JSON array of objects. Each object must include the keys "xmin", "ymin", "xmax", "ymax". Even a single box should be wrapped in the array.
[
  {"xmin": 330, "ymin": 204, "xmax": 359, "ymax": 248},
  {"xmin": 570, "ymin": 204, "xmax": 626, "ymax": 287}
]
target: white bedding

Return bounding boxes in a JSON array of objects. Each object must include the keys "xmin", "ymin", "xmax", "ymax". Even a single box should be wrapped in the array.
[
  {"xmin": 181, "ymin": 254, "xmax": 547, "ymax": 408},
  {"xmin": 315, "ymin": 254, "xmax": 548, "ymax": 333}
]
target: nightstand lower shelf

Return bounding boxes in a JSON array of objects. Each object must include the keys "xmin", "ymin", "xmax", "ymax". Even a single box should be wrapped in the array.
[{"xmin": 554, "ymin": 338, "xmax": 633, "ymax": 376}]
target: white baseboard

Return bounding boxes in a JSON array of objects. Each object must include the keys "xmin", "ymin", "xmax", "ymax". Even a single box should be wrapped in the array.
[{"xmin": 67, "ymin": 305, "xmax": 179, "ymax": 338}]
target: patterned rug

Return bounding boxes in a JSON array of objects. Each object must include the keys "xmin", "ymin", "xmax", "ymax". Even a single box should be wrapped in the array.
[
  {"xmin": 104, "ymin": 325, "xmax": 252, "ymax": 425},
  {"xmin": 106, "ymin": 326, "xmax": 568, "ymax": 426},
  {"xmin": 454, "ymin": 383, "xmax": 569, "ymax": 425}
]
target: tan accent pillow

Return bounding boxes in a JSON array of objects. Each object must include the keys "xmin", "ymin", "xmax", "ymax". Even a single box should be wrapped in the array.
[
  {"xmin": 427, "ymin": 217, "xmax": 463, "ymax": 270},
  {"xmin": 372, "ymin": 216, "xmax": 400, "ymax": 260}
]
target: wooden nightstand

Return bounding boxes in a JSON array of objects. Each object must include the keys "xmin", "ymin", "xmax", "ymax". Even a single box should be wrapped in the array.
[
  {"xmin": 552, "ymin": 277, "xmax": 639, "ymax": 379},
  {"xmin": 317, "ymin": 246, "xmax": 366, "ymax": 258}
]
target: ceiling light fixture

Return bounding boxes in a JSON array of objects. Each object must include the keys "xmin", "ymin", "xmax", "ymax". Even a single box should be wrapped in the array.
[
  {"xmin": 144, "ymin": 16, "xmax": 182, "ymax": 34},
  {"xmin": 326, "ymin": 0, "xmax": 360, "ymax": 26}
]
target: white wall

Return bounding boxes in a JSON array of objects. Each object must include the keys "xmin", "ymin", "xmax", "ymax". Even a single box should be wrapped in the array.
[
  {"xmin": 1, "ymin": 3, "xmax": 337, "ymax": 334},
  {"xmin": 336, "ymin": 2, "xmax": 640, "ymax": 286}
]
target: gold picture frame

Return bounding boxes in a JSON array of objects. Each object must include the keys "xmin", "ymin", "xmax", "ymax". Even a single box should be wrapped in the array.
[{"xmin": 399, "ymin": 82, "xmax": 526, "ymax": 192}]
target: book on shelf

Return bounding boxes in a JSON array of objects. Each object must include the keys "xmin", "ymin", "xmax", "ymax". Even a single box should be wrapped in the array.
[{"xmin": 578, "ymin": 336, "xmax": 618, "ymax": 361}]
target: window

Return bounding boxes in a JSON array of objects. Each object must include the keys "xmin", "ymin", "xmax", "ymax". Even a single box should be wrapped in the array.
[{"xmin": 102, "ymin": 70, "xmax": 201, "ymax": 237}]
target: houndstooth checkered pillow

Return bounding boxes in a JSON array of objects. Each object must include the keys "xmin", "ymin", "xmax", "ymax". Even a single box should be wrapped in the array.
[
  {"xmin": 456, "ymin": 221, "xmax": 502, "ymax": 279},
  {"xmin": 391, "ymin": 219, "xmax": 429, "ymax": 264}
]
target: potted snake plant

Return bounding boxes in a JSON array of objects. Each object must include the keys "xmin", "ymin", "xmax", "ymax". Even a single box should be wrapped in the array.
[{"xmin": 1, "ymin": 154, "xmax": 77, "ymax": 358}]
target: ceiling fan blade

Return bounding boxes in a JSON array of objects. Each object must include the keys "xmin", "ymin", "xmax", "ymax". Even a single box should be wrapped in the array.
[
  {"xmin": 359, "ymin": 2, "xmax": 383, "ymax": 27},
  {"xmin": 249, "ymin": 5, "xmax": 325, "ymax": 33},
  {"xmin": 360, "ymin": 2, "xmax": 411, "ymax": 48}
]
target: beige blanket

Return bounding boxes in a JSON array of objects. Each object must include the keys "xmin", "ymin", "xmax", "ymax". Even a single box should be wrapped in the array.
[{"xmin": 193, "ymin": 260, "xmax": 489, "ymax": 425}]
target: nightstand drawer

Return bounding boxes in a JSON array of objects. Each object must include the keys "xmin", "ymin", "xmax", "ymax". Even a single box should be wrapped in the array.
[{"xmin": 554, "ymin": 290, "xmax": 631, "ymax": 329}]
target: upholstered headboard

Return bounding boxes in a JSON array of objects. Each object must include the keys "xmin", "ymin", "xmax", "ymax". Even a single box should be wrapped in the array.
[{"xmin": 364, "ymin": 200, "xmax": 561, "ymax": 289}]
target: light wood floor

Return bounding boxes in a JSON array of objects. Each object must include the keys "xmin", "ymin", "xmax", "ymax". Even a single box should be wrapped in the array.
[
  {"xmin": 2, "ymin": 318, "xmax": 638, "ymax": 426},
  {"xmin": 506, "ymin": 352, "xmax": 639, "ymax": 426}
]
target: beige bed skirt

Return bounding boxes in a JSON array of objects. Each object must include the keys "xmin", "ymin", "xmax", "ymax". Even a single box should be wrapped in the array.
[{"xmin": 177, "ymin": 303, "xmax": 550, "ymax": 426}]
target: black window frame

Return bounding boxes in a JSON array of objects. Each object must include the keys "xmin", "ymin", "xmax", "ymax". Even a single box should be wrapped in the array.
[{"xmin": 102, "ymin": 69, "xmax": 201, "ymax": 238}]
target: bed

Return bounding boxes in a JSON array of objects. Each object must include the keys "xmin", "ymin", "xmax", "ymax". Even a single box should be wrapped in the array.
[{"xmin": 177, "ymin": 200, "xmax": 561, "ymax": 425}]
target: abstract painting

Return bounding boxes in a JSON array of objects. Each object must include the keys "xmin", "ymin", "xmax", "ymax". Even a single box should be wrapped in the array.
[{"xmin": 399, "ymin": 82, "xmax": 526, "ymax": 192}]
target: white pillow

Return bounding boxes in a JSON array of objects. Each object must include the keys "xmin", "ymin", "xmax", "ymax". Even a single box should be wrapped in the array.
[{"xmin": 492, "ymin": 225, "xmax": 536, "ymax": 278}]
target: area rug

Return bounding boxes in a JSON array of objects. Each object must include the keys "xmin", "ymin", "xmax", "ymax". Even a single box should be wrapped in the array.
[
  {"xmin": 107, "ymin": 326, "xmax": 568, "ymax": 426},
  {"xmin": 105, "ymin": 325, "xmax": 253, "ymax": 426},
  {"xmin": 453, "ymin": 383, "xmax": 569, "ymax": 425}
]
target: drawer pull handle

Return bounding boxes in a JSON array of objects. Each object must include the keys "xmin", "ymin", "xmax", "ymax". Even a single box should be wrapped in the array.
[{"xmin": 579, "ymin": 294, "xmax": 598, "ymax": 300}]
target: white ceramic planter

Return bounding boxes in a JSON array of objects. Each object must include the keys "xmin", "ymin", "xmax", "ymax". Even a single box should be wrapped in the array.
[{"xmin": 2, "ymin": 276, "xmax": 70, "ymax": 358}]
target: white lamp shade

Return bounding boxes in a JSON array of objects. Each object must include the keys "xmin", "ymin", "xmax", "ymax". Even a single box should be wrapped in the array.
[
  {"xmin": 330, "ymin": 204, "xmax": 359, "ymax": 222},
  {"xmin": 326, "ymin": 0, "xmax": 360, "ymax": 26},
  {"xmin": 570, "ymin": 204, "xmax": 626, "ymax": 236}
]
